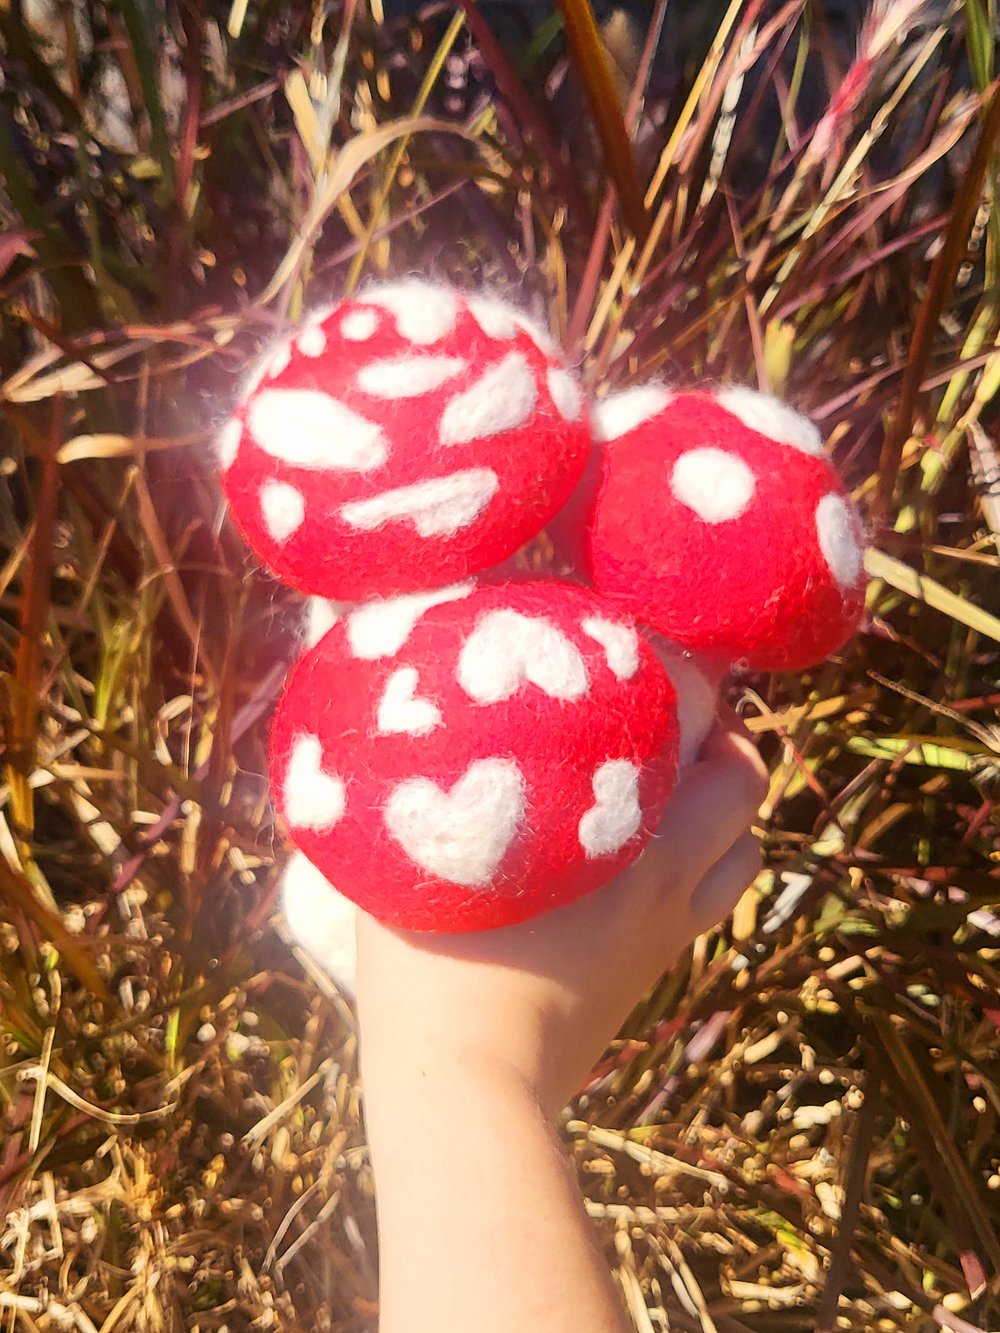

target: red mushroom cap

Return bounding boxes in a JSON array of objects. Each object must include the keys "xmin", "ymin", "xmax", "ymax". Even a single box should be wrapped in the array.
[
  {"xmin": 219, "ymin": 281, "xmax": 589, "ymax": 600},
  {"xmin": 269, "ymin": 580, "xmax": 678, "ymax": 932},
  {"xmin": 587, "ymin": 386, "xmax": 867, "ymax": 671}
]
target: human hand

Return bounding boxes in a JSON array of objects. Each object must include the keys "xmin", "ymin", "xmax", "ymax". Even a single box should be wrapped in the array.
[{"xmin": 356, "ymin": 710, "xmax": 766, "ymax": 1118}]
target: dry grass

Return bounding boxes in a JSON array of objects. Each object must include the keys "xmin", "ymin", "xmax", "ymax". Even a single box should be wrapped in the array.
[{"xmin": 1, "ymin": 0, "xmax": 999, "ymax": 1328}]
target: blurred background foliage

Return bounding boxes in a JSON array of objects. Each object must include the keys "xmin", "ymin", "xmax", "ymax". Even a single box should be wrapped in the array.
[{"xmin": 1, "ymin": 0, "xmax": 1000, "ymax": 1328}]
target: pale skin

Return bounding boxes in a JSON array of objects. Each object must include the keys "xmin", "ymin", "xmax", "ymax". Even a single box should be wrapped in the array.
[{"xmin": 356, "ymin": 714, "xmax": 767, "ymax": 1333}]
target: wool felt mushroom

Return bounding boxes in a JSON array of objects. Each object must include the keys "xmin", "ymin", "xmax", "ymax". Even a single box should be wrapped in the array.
[
  {"xmin": 269, "ymin": 580, "xmax": 680, "ymax": 932},
  {"xmin": 218, "ymin": 280, "xmax": 590, "ymax": 601},
  {"xmin": 588, "ymin": 385, "xmax": 867, "ymax": 673}
]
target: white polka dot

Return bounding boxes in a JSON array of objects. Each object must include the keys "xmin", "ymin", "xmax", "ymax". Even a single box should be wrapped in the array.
[
  {"xmin": 296, "ymin": 325, "xmax": 327, "ymax": 357},
  {"xmin": 715, "ymin": 386, "xmax": 824, "ymax": 456},
  {"xmin": 346, "ymin": 583, "xmax": 474, "ymax": 660},
  {"xmin": 260, "ymin": 479, "xmax": 305, "ymax": 541},
  {"xmin": 670, "ymin": 447, "xmax": 756, "ymax": 523},
  {"xmin": 248, "ymin": 388, "xmax": 388, "ymax": 471},
  {"xmin": 593, "ymin": 386, "xmax": 673, "ymax": 441},
  {"xmin": 580, "ymin": 617, "xmax": 639, "ymax": 679},
  {"xmin": 578, "ymin": 760, "xmax": 641, "ymax": 857},
  {"xmin": 384, "ymin": 758, "xmax": 525, "ymax": 887},
  {"xmin": 466, "ymin": 295, "xmax": 518, "ymax": 339},
  {"xmin": 341, "ymin": 309, "xmax": 379, "ymax": 341},
  {"xmin": 283, "ymin": 734, "xmax": 345, "ymax": 832},
  {"xmin": 217, "ymin": 418, "xmax": 242, "ymax": 472},
  {"xmin": 547, "ymin": 367, "xmax": 583, "ymax": 421},
  {"xmin": 513, "ymin": 312, "xmax": 558, "ymax": 357},
  {"xmin": 376, "ymin": 666, "xmax": 442, "ymax": 736},
  {"xmin": 281, "ymin": 852, "xmax": 357, "ymax": 996},
  {"xmin": 363, "ymin": 281, "xmax": 458, "ymax": 344},
  {"xmin": 439, "ymin": 352, "xmax": 537, "ymax": 445},
  {"xmin": 357, "ymin": 355, "xmax": 468, "ymax": 399},
  {"xmin": 458, "ymin": 610, "xmax": 588, "ymax": 703},
  {"xmin": 302, "ymin": 597, "xmax": 344, "ymax": 648},
  {"xmin": 816, "ymin": 493, "xmax": 863, "ymax": 585},
  {"xmin": 339, "ymin": 468, "xmax": 498, "ymax": 538}
]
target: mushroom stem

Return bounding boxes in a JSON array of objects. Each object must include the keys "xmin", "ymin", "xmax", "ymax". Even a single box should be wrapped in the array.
[{"xmin": 651, "ymin": 640, "xmax": 727, "ymax": 766}]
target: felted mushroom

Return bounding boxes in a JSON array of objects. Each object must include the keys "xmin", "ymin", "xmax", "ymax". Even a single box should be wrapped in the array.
[
  {"xmin": 587, "ymin": 385, "xmax": 867, "ymax": 673},
  {"xmin": 218, "ymin": 280, "xmax": 589, "ymax": 601},
  {"xmin": 280, "ymin": 850, "xmax": 358, "ymax": 996},
  {"xmin": 269, "ymin": 580, "xmax": 679, "ymax": 932}
]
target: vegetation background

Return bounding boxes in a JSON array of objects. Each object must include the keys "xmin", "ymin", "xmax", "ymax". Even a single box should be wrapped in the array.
[{"xmin": 2, "ymin": 0, "xmax": 1000, "ymax": 1328}]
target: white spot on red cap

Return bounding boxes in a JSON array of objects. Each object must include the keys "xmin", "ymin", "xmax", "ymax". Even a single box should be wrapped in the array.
[
  {"xmin": 296, "ymin": 325, "xmax": 327, "ymax": 357},
  {"xmin": 578, "ymin": 759, "xmax": 641, "ymax": 856},
  {"xmin": 339, "ymin": 468, "xmax": 498, "ymax": 538},
  {"xmin": 514, "ymin": 313, "xmax": 557, "ymax": 357},
  {"xmin": 363, "ymin": 281, "xmax": 458, "ymax": 344},
  {"xmin": 384, "ymin": 758, "xmax": 525, "ymax": 887},
  {"xmin": 581, "ymin": 617, "xmax": 639, "ymax": 680},
  {"xmin": 346, "ymin": 583, "xmax": 475, "ymax": 660},
  {"xmin": 816, "ymin": 493, "xmax": 863, "ymax": 585},
  {"xmin": 439, "ymin": 352, "xmax": 537, "ymax": 445},
  {"xmin": 457, "ymin": 610, "xmax": 588, "ymax": 704},
  {"xmin": 217, "ymin": 418, "xmax": 241, "ymax": 472},
  {"xmin": 715, "ymin": 386, "xmax": 824, "ymax": 457},
  {"xmin": 594, "ymin": 386, "xmax": 674, "ymax": 441},
  {"xmin": 467, "ymin": 295, "xmax": 518, "ymax": 339},
  {"xmin": 341, "ymin": 309, "xmax": 378, "ymax": 341},
  {"xmin": 376, "ymin": 667, "xmax": 442, "ymax": 737},
  {"xmin": 248, "ymin": 388, "xmax": 388, "ymax": 471},
  {"xmin": 260, "ymin": 479, "xmax": 305, "ymax": 541},
  {"xmin": 357, "ymin": 355, "xmax": 468, "ymax": 399},
  {"xmin": 670, "ymin": 447, "xmax": 755, "ymax": 523},
  {"xmin": 284, "ymin": 735, "xmax": 345, "ymax": 832},
  {"xmin": 303, "ymin": 597, "xmax": 343, "ymax": 648},
  {"xmin": 547, "ymin": 367, "xmax": 583, "ymax": 421}
]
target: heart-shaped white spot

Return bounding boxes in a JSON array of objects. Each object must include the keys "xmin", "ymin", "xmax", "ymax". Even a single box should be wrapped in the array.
[
  {"xmin": 580, "ymin": 616, "xmax": 639, "ymax": 679},
  {"xmin": 578, "ymin": 760, "xmax": 641, "ymax": 857},
  {"xmin": 248, "ymin": 388, "xmax": 388, "ymax": 471},
  {"xmin": 384, "ymin": 758, "xmax": 525, "ymax": 887},
  {"xmin": 346, "ymin": 583, "xmax": 475, "ymax": 660},
  {"xmin": 457, "ymin": 609, "xmax": 588, "ymax": 704},
  {"xmin": 283, "ymin": 734, "xmax": 346, "ymax": 832},
  {"xmin": 377, "ymin": 667, "xmax": 442, "ymax": 736},
  {"xmin": 439, "ymin": 352, "xmax": 537, "ymax": 445},
  {"xmin": 339, "ymin": 469, "xmax": 498, "ymax": 537}
]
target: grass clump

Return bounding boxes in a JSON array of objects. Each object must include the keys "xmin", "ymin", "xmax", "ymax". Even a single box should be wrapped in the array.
[{"xmin": 1, "ymin": 0, "xmax": 999, "ymax": 1328}]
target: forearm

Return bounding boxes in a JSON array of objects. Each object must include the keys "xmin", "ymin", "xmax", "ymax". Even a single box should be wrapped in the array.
[{"xmin": 361, "ymin": 1044, "xmax": 630, "ymax": 1333}]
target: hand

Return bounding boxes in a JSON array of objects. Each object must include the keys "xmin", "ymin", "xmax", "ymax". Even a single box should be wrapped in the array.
[{"xmin": 356, "ymin": 710, "xmax": 766, "ymax": 1118}]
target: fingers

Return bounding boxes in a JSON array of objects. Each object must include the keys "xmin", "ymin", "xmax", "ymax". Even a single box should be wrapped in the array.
[
  {"xmin": 686, "ymin": 830, "xmax": 762, "ymax": 937},
  {"xmin": 637, "ymin": 719, "xmax": 766, "ymax": 892}
]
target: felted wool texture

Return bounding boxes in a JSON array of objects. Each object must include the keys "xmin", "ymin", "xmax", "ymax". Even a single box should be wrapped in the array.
[
  {"xmin": 269, "ymin": 580, "xmax": 679, "ymax": 932},
  {"xmin": 280, "ymin": 851, "xmax": 357, "ymax": 996},
  {"xmin": 219, "ymin": 281, "xmax": 590, "ymax": 601},
  {"xmin": 587, "ymin": 388, "xmax": 867, "ymax": 671}
]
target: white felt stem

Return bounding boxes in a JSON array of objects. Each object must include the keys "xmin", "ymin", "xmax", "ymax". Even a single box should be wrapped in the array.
[{"xmin": 652, "ymin": 641, "xmax": 726, "ymax": 766}]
